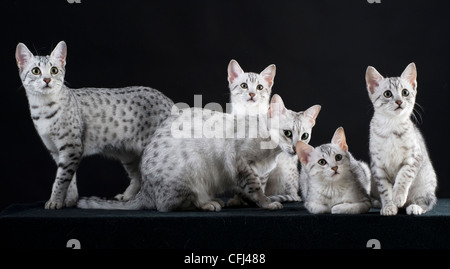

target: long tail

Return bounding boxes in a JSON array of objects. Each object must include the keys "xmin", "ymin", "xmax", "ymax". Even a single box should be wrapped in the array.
[
  {"xmin": 269, "ymin": 194, "xmax": 302, "ymax": 203},
  {"xmin": 77, "ymin": 192, "xmax": 146, "ymax": 210}
]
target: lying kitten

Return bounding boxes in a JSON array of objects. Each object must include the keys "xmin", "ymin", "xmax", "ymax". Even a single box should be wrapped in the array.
[
  {"xmin": 227, "ymin": 59, "xmax": 320, "ymax": 204},
  {"xmin": 296, "ymin": 127, "xmax": 371, "ymax": 214},
  {"xmin": 15, "ymin": 41, "xmax": 174, "ymax": 209},
  {"xmin": 366, "ymin": 63, "xmax": 437, "ymax": 215},
  {"xmin": 78, "ymin": 95, "xmax": 306, "ymax": 211}
]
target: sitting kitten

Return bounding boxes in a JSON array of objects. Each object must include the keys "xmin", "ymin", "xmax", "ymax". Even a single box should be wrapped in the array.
[
  {"xmin": 296, "ymin": 127, "xmax": 371, "ymax": 214},
  {"xmin": 227, "ymin": 59, "xmax": 275, "ymax": 116},
  {"xmin": 366, "ymin": 63, "xmax": 437, "ymax": 215},
  {"xmin": 15, "ymin": 41, "xmax": 174, "ymax": 209},
  {"xmin": 227, "ymin": 59, "xmax": 321, "ymax": 204},
  {"xmin": 78, "ymin": 95, "xmax": 305, "ymax": 211}
]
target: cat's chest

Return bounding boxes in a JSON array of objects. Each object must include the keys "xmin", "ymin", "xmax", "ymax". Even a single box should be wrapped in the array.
[
  {"xmin": 317, "ymin": 181, "xmax": 347, "ymax": 204},
  {"xmin": 371, "ymin": 122, "xmax": 417, "ymax": 175},
  {"xmin": 30, "ymin": 102, "xmax": 62, "ymax": 133}
]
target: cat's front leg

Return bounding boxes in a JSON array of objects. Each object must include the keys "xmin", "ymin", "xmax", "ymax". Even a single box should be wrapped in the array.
[
  {"xmin": 46, "ymin": 149, "xmax": 81, "ymax": 210},
  {"xmin": 392, "ymin": 155, "xmax": 422, "ymax": 208},
  {"xmin": 372, "ymin": 166, "xmax": 397, "ymax": 216},
  {"xmin": 237, "ymin": 159, "xmax": 282, "ymax": 210}
]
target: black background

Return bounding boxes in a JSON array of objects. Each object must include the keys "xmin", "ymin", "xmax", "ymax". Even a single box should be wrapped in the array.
[{"xmin": 1, "ymin": 0, "xmax": 449, "ymax": 211}]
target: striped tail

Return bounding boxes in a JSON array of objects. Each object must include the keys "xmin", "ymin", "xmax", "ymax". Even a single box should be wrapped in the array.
[
  {"xmin": 268, "ymin": 194, "xmax": 302, "ymax": 203},
  {"xmin": 77, "ymin": 192, "xmax": 145, "ymax": 210}
]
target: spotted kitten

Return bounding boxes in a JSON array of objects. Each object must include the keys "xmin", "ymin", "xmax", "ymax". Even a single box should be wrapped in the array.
[
  {"xmin": 227, "ymin": 59, "xmax": 321, "ymax": 204},
  {"xmin": 78, "ymin": 95, "xmax": 306, "ymax": 211},
  {"xmin": 296, "ymin": 127, "xmax": 371, "ymax": 214},
  {"xmin": 15, "ymin": 41, "xmax": 174, "ymax": 209},
  {"xmin": 366, "ymin": 63, "xmax": 437, "ymax": 215},
  {"xmin": 227, "ymin": 59, "xmax": 275, "ymax": 116}
]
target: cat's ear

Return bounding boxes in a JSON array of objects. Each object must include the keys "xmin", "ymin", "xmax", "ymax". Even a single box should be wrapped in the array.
[
  {"xmin": 260, "ymin": 64, "xmax": 276, "ymax": 88},
  {"xmin": 268, "ymin": 94, "xmax": 287, "ymax": 118},
  {"xmin": 365, "ymin": 66, "xmax": 384, "ymax": 94},
  {"xmin": 15, "ymin": 43, "xmax": 34, "ymax": 72},
  {"xmin": 296, "ymin": 141, "xmax": 314, "ymax": 164},
  {"xmin": 331, "ymin": 127, "xmax": 348, "ymax": 152},
  {"xmin": 303, "ymin": 105, "xmax": 321, "ymax": 126},
  {"xmin": 50, "ymin": 41, "xmax": 67, "ymax": 67},
  {"xmin": 228, "ymin": 59, "xmax": 244, "ymax": 85},
  {"xmin": 401, "ymin": 62, "xmax": 417, "ymax": 89}
]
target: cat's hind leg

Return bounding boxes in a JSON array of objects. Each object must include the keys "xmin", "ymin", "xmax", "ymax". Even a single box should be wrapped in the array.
[
  {"xmin": 64, "ymin": 173, "xmax": 79, "ymax": 207},
  {"xmin": 237, "ymin": 158, "xmax": 282, "ymax": 210},
  {"xmin": 405, "ymin": 163, "xmax": 437, "ymax": 215}
]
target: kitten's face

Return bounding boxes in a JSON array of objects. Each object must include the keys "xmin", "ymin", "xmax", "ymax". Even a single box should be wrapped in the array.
[
  {"xmin": 15, "ymin": 41, "xmax": 67, "ymax": 95},
  {"xmin": 297, "ymin": 127, "xmax": 349, "ymax": 181},
  {"xmin": 306, "ymin": 144, "xmax": 350, "ymax": 181},
  {"xmin": 269, "ymin": 95, "xmax": 321, "ymax": 155},
  {"xmin": 228, "ymin": 60, "xmax": 275, "ymax": 114},
  {"xmin": 366, "ymin": 63, "xmax": 417, "ymax": 119}
]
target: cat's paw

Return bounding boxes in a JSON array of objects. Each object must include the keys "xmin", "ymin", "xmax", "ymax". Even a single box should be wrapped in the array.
[
  {"xmin": 114, "ymin": 194, "xmax": 128, "ymax": 201},
  {"xmin": 201, "ymin": 201, "xmax": 223, "ymax": 212},
  {"xmin": 264, "ymin": 201, "xmax": 283, "ymax": 210},
  {"xmin": 380, "ymin": 203, "xmax": 398, "ymax": 216},
  {"xmin": 212, "ymin": 198, "xmax": 225, "ymax": 208},
  {"xmin": 45, "ymin": 200, "xmax": 64, "ymax": 210},
  {"xmin": 406, "ymin": 204, "xmax": 424, "ymax": 215},
  {"xmin": 331, "ymin": 203, "xmax": 351, "ymax": 214},
  {"xmin": 305, "ymin": 202, "xmax": 330, "ymax": 214}
]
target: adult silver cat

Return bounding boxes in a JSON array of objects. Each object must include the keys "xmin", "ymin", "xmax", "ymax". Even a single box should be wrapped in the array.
[
  {"xmin": 15, "ymin": 41, "xmax": 174, "ymax": 209},
  {"xmin": 78, "ymin": 95, "xmax": 307, "ymax": 211}
]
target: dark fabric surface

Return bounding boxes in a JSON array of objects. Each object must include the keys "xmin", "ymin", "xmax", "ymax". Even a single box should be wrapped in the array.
[{"xmin": 1, "ymin": 199, "xmax": 449, "ymax": 249}]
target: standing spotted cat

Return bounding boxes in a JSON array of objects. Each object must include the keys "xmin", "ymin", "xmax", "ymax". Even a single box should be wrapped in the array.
[
  {"xmin": 366, "ymin": 63, "xmax": 437, "ymax": 215},
  {"xmin": 227, "ymin": 60, "xmax": 320, "ymax": 203},
  {"xmin": 77, "ymin": 95, "xmax": 306, "ymax": 211},
  {"xmin": 15, "ymin": 41, "xmax": 174, "ymax": 209}
]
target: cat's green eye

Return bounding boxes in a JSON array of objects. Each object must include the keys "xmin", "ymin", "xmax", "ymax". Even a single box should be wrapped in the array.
[
  {"xmin": 335, "ymin": 154, "xmax": 343, "ymax": 161},
  {"xmin": 240, "ymin": 83, "xmax": 248, "ymax": 89},
  {"xmin": 301, "ymin": 133, "xmax": 309, "ymax": 140},
  {"xmin": 256, "ymin": 84, "xmax": 264, "ymax": 91},
  {"xmin": 31, "ymin": 67, "xmax": 41, "ymax": 75},
  {"xmin": 383, "ymin": 90, "xmax": 392, "ymax": 98},
  {"xmin": 318, "ymin": 159, "xmax": 327, "ymax": 166},
  {"xmin": 402, "ymin": 89, "xmax": 409, "ymax": 97},
  {"xmin": 50, "ymin": 67, "xmax": 59, "ymax": 75},
  {"xmin": 284, "ymin": 130, "xmax": 293, "ymax": 138}
]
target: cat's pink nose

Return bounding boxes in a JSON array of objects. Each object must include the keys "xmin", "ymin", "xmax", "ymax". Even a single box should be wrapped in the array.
[
  {"xmin": 396, "ymin": 100, "xmax": 403, "ymax": 106},
  {"xmin": 249, "ymin": 92, "xmax": 255, "ymax": 98},
  {"xmin": 332, "ymin": 166, "xmax": 338, "ymax": 172},
  {"xmin": 44, "ymin": 78, "xmax": 51, "ymax": 84}
]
